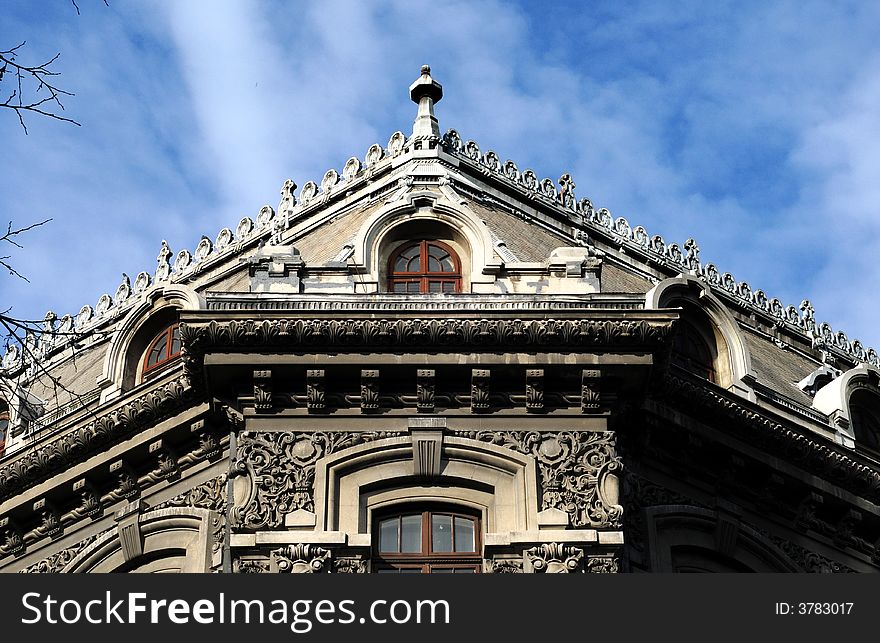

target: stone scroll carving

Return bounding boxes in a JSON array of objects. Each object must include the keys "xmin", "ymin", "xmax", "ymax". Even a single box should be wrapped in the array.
[
  {"xmin": 273, "ymin": 544, "xmax": 330, "ymax": 573},
  {"xmin": 526, "ymin": 543, "xmax": 584, "ymax": 573},
  {"xmin": 233, "ymin": 431, "xmax": 403, "ymax": 530},
  {"xmin": 454, "ymin": 430, "xmax": 623, "ymax": 528}
]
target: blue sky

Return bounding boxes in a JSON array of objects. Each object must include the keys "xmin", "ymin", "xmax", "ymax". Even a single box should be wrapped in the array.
[{"xmin": 2, "ymin": 1, "xmax": 879, "ymax": 350}]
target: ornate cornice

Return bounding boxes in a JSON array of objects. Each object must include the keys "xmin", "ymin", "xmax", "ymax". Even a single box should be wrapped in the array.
[
  {"xmin": 179, "ymin": 316, "xmax": 675, "ymax": 387},
  {"xmin": 0, "ymin": 375, "xmax": 200, "ymax": 503},
  {"xmin": 655, "ymin": 373, "xmax": 880, "ymax": 502},
  {"xmin": 205, "ymin": 294, "xmax": 644, "ymax": 313}
]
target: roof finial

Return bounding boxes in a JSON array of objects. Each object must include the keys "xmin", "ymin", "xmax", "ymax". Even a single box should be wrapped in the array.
[{"xmin": 409, "ymin": 64, "xmax": 443, "ymax": 139}]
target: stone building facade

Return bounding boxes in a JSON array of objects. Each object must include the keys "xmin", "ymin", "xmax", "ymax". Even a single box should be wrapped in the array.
[{"xmin": 1, "ymin": 67, "xmax": 878, "ymax": 574}]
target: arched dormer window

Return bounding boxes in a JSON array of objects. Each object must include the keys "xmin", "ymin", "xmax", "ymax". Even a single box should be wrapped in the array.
[
  {"xmin": 849, "ymin": 389, "xmax": 880, "ymax": 452},
  {"xmin": 373, "ymin": 506, "xmax": 481, "ymax": 573},
  {"xmin": 672, "ymin": 320, "xmax": 717, "ymax": 383},
  {"xmin": 142, "ymin": 323, "xmax": 181, "ymax": 379},
  {"xmin": 388, "ymin": 240, "xmax": 461, "ymax": 294}
]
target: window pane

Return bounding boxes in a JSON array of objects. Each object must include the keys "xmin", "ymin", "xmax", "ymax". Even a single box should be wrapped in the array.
[
  {"xmin": 454, "ymin": 568, "xmax": 476, "ymax": 573},
  {"xmin": 401, "ymin": 514, "xmax": 422, "ymax": 553},
  {"xmin": 428, "ymin": 281, "xmax": 442, "ymax": 293},
  {"xmin": 379, "ymin": 518, "xmax": 399, "ymax": 553},
  {"xmin": 454, "ymin": 516, "xmax": 475, "ymax": 552},
  {"xmin": 394, "ymin": 245, "xmax": 420, "ymax": 273},
  {"xmin": 397, "ymin": 568, "xmax": 422, "ymax": 574},
  {"xmin": 393, "ymin": 282, "xmax": 407, "ymax": 293},
  {"xmin": 407, "ymin": 282, "xmax": 420, "ymax": 293},
  {"xmin": 147, "ymin": 334, "xmax": 168, "ymax": 367},
  {"xmin": 432, "ymin": 514, "xmax": 453, "ymax": 552},
  {"xmin": 427, "ymin": 245, "xmax": 454, "ymax": 272},
  {"xmin": 432, "ymin": 568, "xmax": 455, "ymax": 573},
  {"xmin": 170, "ymin": 327, "xmax": 181, "ymax": 356},
  {"xmin": 441, "ymin": 282, "xmax": 456, "ymax": 293}
]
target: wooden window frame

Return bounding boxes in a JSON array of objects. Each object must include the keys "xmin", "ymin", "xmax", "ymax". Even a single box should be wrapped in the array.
[
  {"xmin": 373, "ymin": 507, "xmax": 482, "ymax": 574},
  {"xmin": 142, "ymin": 323, "xmax": 181, "ymax": 378},
  {"xmin": 388, "ymin": 240, "xmax": 462, "ymax": 294}
]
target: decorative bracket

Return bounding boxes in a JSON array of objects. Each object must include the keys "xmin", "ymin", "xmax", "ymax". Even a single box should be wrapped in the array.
[
  {"xmin": 471, "ymin": 369, "xmax": 491, "ymax": 413},
  {"xmin": 360, "ymin": 369, "xmax": 380, "ymax": 413},
  {"xmin": 307, "ymin": 370, "xmax": 326, "ymax": 413},
  {"xmin": 253, "ymin": 370, "xmax": 272, "ymax": 413},
  {"xmin": 417, "ymin": 369, "xmax": 435, "ymax": 413},
  {"xmin": 581, "ymin": 369, "xmax": 601, "ymax": 414},
  {"xmin": 526, "ymin": 369, "xmax": 544, "ymax": 413}
]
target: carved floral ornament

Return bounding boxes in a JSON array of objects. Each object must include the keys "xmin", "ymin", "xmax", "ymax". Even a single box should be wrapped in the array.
[
  {"xmin": 232, "ymin": 431, "xmax": 404, "ymax": 530},
  {"xmin": 454, "ymin": 430, "xmax": 623, "ymax": 528},
  {"xmin": 232, "ymin": 429, "xmax": 621, "ymax": 533}
]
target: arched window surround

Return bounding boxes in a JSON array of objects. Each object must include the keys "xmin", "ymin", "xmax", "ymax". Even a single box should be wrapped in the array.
[
  {"xmin": 813, "ymin": 364, "xmax": 880, "ymax": 450},
  {"xmin": 646, "ymin": 276, "xmax": 755, "ymax": 401},
  {"xmin": 97, "ymin": 285, "xmax": 203, "ymax": 404},
  {"xmin": 347, "ymin": 192, "xmax": 500, "ymax": 294}
]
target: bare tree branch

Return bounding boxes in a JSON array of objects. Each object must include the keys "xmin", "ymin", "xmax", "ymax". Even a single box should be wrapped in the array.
[
  {"xmin": 0, "ymin": 219, "xmax": 51, "ymax": 282},
  {"xmin": 0, "ymin": 42, "xmax": 80, "ymax": 134}
]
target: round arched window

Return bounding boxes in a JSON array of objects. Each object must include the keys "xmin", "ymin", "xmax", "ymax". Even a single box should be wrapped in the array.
[
  {"xmin": 373, "ymin": 507, "xmax": 481, "ymax": 573},
  {"xmin": 388, "ymin": 240, "xmax": 461, "ymax": 294},
  {"xmin": 142, "ymin": 323, "xmax": 181, "ymax": 378}
]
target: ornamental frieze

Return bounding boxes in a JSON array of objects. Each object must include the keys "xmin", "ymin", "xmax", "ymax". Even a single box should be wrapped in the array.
[
  {"xmin": 232, "ymin": 431, "xmax": 403, "ymax": 530},
  {"xmin": 453, "ymin": 430, "xmax": 623, "ymax": 529},
  {"xmin": 18, "ymin": 531, "xmax": 104, "ymax": 574}
]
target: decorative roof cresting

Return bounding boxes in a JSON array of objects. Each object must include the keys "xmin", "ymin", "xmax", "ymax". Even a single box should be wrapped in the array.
[{"xmin": 2, "ymin": 66, "xmax": 878, "ymax": 378}]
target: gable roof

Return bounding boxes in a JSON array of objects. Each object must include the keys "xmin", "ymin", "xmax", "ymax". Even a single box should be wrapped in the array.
[{"xmin": 2, "ymin": 67, "xmax": 876, "ymax": 378}]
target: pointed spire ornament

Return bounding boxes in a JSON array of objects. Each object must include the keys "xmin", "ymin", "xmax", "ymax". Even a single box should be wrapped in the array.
[{"xmin": 409, "ymin": 64, "xmax": 443, "ymax": 139}]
